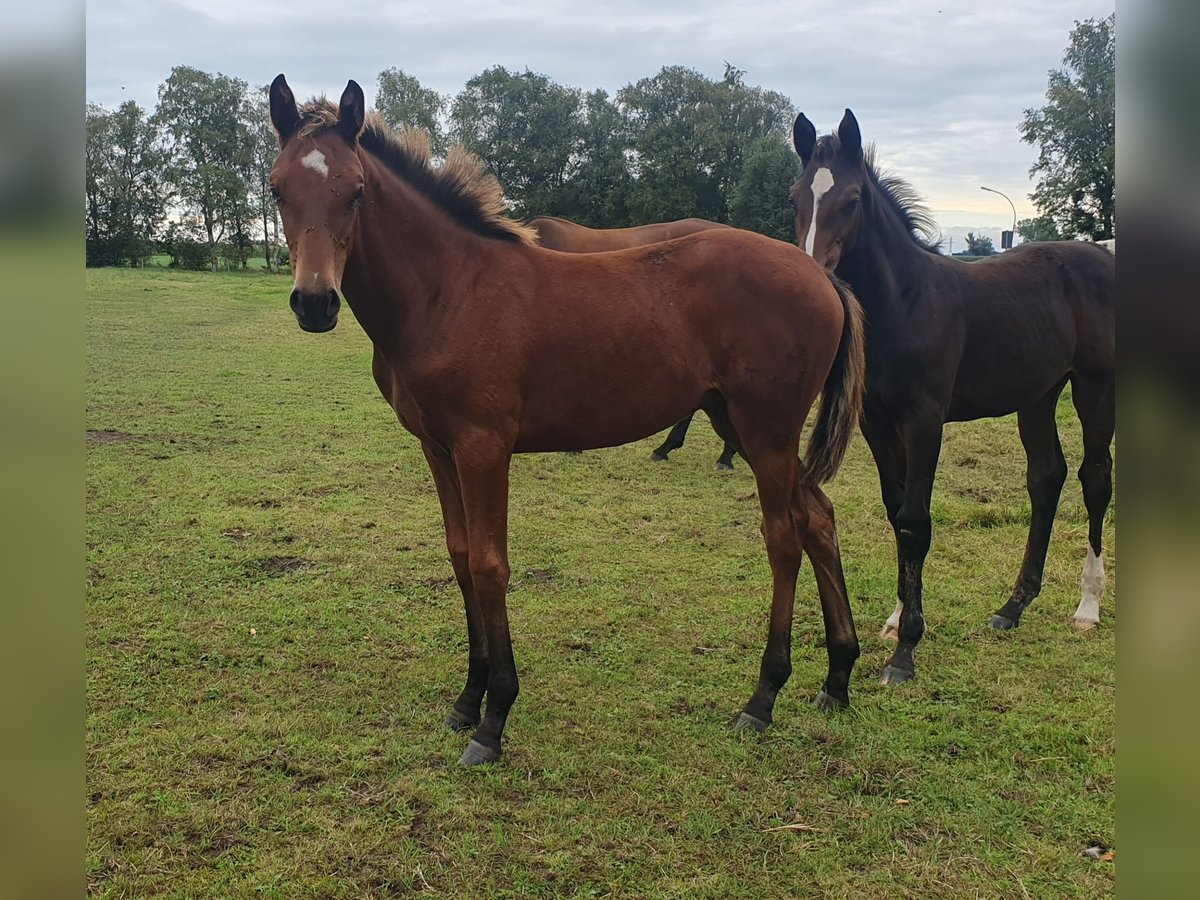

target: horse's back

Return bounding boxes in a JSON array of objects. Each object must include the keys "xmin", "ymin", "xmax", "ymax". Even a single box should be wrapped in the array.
[
  {"xmin": 939, "ymin": 241, "xmax": 1114, "ymax": 417},
  {"xmin": 529, "ymin": 215, "xmax": 730, "ymax": 252}
]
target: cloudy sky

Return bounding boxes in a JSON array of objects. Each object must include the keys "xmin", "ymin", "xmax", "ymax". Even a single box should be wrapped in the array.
[{"xmin": 86, "ymin": 0, "xmax": 1114, "ymax": 246}]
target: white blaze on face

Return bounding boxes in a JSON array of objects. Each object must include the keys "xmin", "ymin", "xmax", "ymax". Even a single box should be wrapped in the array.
[
  {"xmin": 803, "ymin": 167, "xmax": 836, "ymax": 257},
  {"xmin": 301, "ymin": 149, "xmax": 329, "ymax": 178},
  {"xmin": 1073, "ymin": 546, "xmax": 1105, "ymax": 625}
]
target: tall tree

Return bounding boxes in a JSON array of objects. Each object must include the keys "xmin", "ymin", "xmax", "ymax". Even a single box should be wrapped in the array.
[
  {"xmin": 245, "ymin": 88, "xmax": 283, "ymax": 270},
  {"xmin": 375, "ymin": 68, "xmax": 448, "ymax": 154},
  {"xmin": 84, "ymin": 101, "xmax": 168, "ymax": 266},
  {"xmin": 85, "ymin": 103, "xmax": 117, "ymax": 263},
  {"xmin": 155, "ymin": 66, "xmax": 254, "ymax": 270},
  {"xmin": 555, "ymin": 89, "xmax": 635, "ymax": 227},
  {"xmin": 1016, "ymin": 215, "xmax": 1064, "ymax": 243},
  {"xmin": 619, "ymin": 64, "xmax": 793, "ymax": 224},
  {"xmin": 729, "ymin": 134, "xmax": 801, "ymax": 240},
  {"xmin": 449, "ymin": 66, "xmax": 583, "ymax": 218},
  {"xmin": 1020, "ymin": 14, "xmax": 1116, "ymax": 240}
]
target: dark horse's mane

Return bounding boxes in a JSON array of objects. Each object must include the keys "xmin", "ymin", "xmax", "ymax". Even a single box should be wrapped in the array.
[
  {"xmin": 812, "ymin": 135, "xmax": 942, "ymax": 253},
  {"xmin": 297, "ymin": 98, "xmax": 537, "ymax": 245}
]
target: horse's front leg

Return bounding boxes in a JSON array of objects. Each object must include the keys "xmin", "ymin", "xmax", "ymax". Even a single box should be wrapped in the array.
[
  {"xmin": 881, "ymin": 415, "xmax": 943, "ymax": 686},
  {"xmin": 450, "ymin": 436, "xmax": 519, "ymax": 766},
  {"xmin": 422, "ymin": 443, "xmax": 488, "ymax": 732}
]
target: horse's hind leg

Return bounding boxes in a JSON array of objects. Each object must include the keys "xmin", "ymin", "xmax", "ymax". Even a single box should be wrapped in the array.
[
  {"xmin": 991, "ymin": 380, "xmax": 1069, "ymax": 630},
  {"xmin": 650, "ymin": 413, "xmax": 695, "ymax": 461},
  {"xmin": 1069, "ymin": 373, "xmax": 1115, "ymax": 630},
  {"xmin": 715, "ymin": 438, "xmax": 737, "ymax": 472},
  {"xmin": 802, "ymin": 483, "xmax": 860, "ymax": 709},
  {"xmin": 730, "ymin": 440, "xmax": 807, "ymax": 731}
]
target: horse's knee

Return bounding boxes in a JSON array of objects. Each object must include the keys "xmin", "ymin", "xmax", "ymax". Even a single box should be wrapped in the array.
[{"xmin": 1029, "ymin": 456, "xmax": 1067, "ymax": 502}]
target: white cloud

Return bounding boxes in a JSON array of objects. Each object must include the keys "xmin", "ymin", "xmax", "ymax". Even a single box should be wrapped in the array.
[{"xmin": 86, "ymin": 0, "xmax": 1114, "ymax": 231}]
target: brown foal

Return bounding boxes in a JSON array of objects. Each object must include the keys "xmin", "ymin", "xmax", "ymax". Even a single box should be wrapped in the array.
[{"xmin": 269, "ymin": 76, "xmax": 866, "ymax": 765}]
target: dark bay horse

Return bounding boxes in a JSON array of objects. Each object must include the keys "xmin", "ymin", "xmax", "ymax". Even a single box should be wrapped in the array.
[
  {"xmin": 530, "ymin": 215, "xmax": 740, "ymax": 470},
  {"xmin": 789, "ymin": 109, "xmax": 1115, "ymax": 686},
  {"xmin": 268, "ymin": 76, "xmax": 866, "ymax": 765}
]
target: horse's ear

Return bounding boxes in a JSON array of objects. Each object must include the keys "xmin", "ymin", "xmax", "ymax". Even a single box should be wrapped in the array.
[
  {"xmin": 838, "ymin": 108, "xmax": 862, "ymax": 161},
  {"xmin": 337, "ymin": 80, "xmax": 366, "ymax": 143},
  {"xmin": 269, "ymin": 74, "xmax": 300, "ymax": 145},
  {"xmin": 793, "ymin": 113, "xmax": 817, "ymax": 167}
]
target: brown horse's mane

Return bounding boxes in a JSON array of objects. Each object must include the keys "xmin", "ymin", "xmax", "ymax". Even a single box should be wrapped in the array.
[
  {"xmin": 297, "ymin": 98, "xmax": 537, "ymax": 245},
  {"xmin": 812, "ymin": 135, "xmax": 942, "ymax": 253}
]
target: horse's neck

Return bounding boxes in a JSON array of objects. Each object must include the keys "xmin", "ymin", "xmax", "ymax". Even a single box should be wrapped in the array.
[
  {"xmin": 839, "ymin": 213, "xmax": 934, "ymax": 317},
  {"xmin": 341, "ymin": 155, "xmax": 490, "ymax": 360}
]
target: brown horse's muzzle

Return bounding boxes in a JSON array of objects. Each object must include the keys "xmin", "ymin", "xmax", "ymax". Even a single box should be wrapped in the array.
[{"xmin": 289, "ymin": 288, "xmax": 341, "ymax": 333}]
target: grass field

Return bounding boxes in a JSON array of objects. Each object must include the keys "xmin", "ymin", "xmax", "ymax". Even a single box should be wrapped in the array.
[{"xmin": 86, "ymin": 268, "xmax": 1115, "ymax": 898}]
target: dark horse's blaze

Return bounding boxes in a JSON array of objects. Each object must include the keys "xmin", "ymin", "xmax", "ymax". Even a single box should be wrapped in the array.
[
  {"xmin": 529, "ymin": 215, "xmax": 740, "ymax": 471},
  {"xmin": 789, "ymin": 109, "xmax": 1115, "ymax": 686},
  {"xmin": 267, "ymin": 76, "xmax": 867, "ymax": 765}
]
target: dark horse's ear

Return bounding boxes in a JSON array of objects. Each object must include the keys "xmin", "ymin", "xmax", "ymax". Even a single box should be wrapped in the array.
[
  {"xmin": 337, "ymin": 80, "xmax": 366, "ymax": 143},
  {"xmin": 793, "ymin": 113, "xmax": 817, "ymax": 167},
  {"xmin": 838, "ymin": 108, "xmax": 862, "ymax": 161},
  {"xmin": 269, "ymin": 74, "xmax": 300, "ymax": 146}
]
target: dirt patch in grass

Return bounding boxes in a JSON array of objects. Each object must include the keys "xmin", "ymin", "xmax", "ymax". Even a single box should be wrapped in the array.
[{"xmin": 250, "ymin": 555, "xmax": 311, "ymax": 576}]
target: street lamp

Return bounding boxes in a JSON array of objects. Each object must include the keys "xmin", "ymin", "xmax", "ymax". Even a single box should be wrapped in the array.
[{"xmin": 980, "ymin": 186, "xmax": 1017, "ymax": 249}]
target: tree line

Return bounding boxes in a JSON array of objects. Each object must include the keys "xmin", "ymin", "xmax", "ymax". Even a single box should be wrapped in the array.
[
  {"xmin": 85, "ymin": 16, "xmax": 1115, "ymax": 270},
  {"xmin": 86, "ymin": 63, "xmax": 801, "ymax": 270}
]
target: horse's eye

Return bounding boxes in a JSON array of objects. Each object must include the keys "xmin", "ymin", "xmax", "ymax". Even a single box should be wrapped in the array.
[
  {"xmin": 270, "ymin": 185, "xmax": 283, "ymax": 205},
  {"xmin": 350, "ymin": 186, "xmax": 365, "ymax": 208}
]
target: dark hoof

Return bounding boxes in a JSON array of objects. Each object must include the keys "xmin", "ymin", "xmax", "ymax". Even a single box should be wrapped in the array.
[
  {"xmin": 880, "ymin": 665, "xmax": 914, "ymax": 686},
  {"xmin": 715, "ymin": 461, "xmax": 734, "ymax": 472},
  {"xmin": 444, "ymin": 709, "xmax": 479, "ymax": 732},
  {"xmin": 813, "ymin": 690, "xmax": 849, "ymax": 711},
  {"xmin": 733, "ymin": 711, "xmax": 770, "ymax": 733},
  {"xmin": 648, "ymin": 451, "xmax": 668, "ymax": 462},
  {"xmin": 990, "ymin": 613, "xmax": 1019, "ymax": 631},
  {"xmin": 458, "ymin": 739, "xmax": 501, "ymax": 767}
]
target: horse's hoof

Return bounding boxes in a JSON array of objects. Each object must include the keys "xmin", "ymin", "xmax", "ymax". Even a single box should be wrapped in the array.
[
  {"xmin": 444, "ymin": 709, "xmax": 479, "ymax": 733},
  {"xmin": 989, "ymin": 613, "xmax": 1018, "ymax": 631},
  {"xmin": 1070, "ymin": 617, "xmax": 1098, "ymax": 632},
  {"xmin": 879, "ymin": 624, "xmax": 899, "ymax": 642},
  {"xmin": 733, "ymin": 711, "xmax": 770, "ymax": 733},
  {"xmin": 715, "ymin": 461, "xmax": 734, "ymax": 472},
  {"xmin": 813, "ymin": 690, "xmax": 849, "ymax": 711},
  {"xmin": 648, "ymin": 451, "xmax": 668, "ymax": 462},
  {"xmin": 880, "ymin": 665, "xmax": 914, "ymax": 686},
  {"xmin": 458, "ymin": 739, "xmax": 501, "ymax": 767}
]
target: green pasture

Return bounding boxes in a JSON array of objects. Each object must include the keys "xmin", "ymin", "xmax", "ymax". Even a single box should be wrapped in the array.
[{"xmin": 86, "ymin": 268, "xmax": 1115, "ymax": 898}]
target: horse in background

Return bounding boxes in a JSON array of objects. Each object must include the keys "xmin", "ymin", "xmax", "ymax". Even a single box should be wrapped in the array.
[
  {"xmin": 529, "ymin": 215, "xmax": 731, "ymax": 251},
  {"xmin": 268, "ymin": 76, "xmax": 866, "ymax": 765},
  {"xmin": 530, "ymin": 215, "xmax": 740, "ymax": 470},
  {"xmin": 789, "ymin": 109, "xmax": 1115, "ymax": 686}
]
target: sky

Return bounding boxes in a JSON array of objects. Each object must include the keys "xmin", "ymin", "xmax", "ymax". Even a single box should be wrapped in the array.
[{"xmin": 85, "ymin": 0, "xmax": 1115, "ymax": 247}]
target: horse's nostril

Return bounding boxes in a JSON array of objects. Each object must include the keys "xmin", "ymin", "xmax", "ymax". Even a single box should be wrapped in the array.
[
  {"xmin": 326, "ymin": 291, "xmax": 341, "ymax": 318},
  {"xmin": 289, "ymin": 290, "xmax": 303, "ymax": 314}
]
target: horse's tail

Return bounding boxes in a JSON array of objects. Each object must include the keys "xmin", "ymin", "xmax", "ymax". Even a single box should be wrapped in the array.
[{"xmin": 803, "ymin": 273, "xmax": 866, "ymax": 485}]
